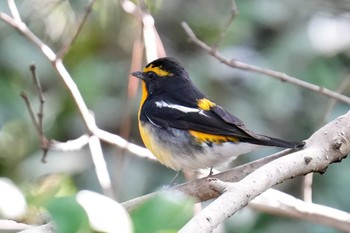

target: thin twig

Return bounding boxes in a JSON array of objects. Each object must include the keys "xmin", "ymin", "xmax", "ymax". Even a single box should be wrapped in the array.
[
  {"xmin": 50, "ymin": 135, "xmax": 89, "ymax": 151},
  {"xmin": 212, "ymin": 0, "xmax": 239, "ymax": 49},
  {"xmin": 20, "ymin": 90, "xmax": 49, "ymax": 162},
  {"xmin": 0, "ymin": 5, "xmax": 114, "ymax": 195},
  {"xmin": 1, "ymin": 2, "xmax": 158, "ymax": 195},
  {"xmin": 20, "ymin": 91, "xmax": 41, "ymax": 135},
  {"xmin": 301, "ymin": 76, "xmax": 350, "ymax": 201},
  {"xmin": 181, "ymin": 22, "xmax": 350, "ymax": 106},
  {"xmin": 0, "ymin": 13, "xmax": 56, "ymax": 60},
  {"xmin": 93, "ymin": 128, "xmax": 156, "ymax": 161},
  {"xmin": 57, "ymin": 0, "xmax": 98, "ymax": 59},
  {"xmin": 29, "ymin": 65, "xmax": 48, "ymax": 161},
  {"xmin": 0, "ymin": 12, "xmax": 94, "ymax": 131},
  {"xmin": 321, "ymin": 77, "xmax": 350, "ymax": 124},
  {"xmin": 23, "ymin": 65, "xmax": 50, "ymax": 162},
  {"xmin": 29, "ymin": 64, "xmax": 45, "ymax": 137}
]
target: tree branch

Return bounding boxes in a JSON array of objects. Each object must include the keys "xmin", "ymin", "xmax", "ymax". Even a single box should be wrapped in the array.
[
  {"xmin": 0, "ymin": 5, "xmax": 117, "ymax": 197},
  {"xmin": 250, "ymin": 189, "xmax": 350, "ymax": 232},
  {"xmin": 29, "ymin": 64, "xmax": 45, "ymax": 137},
  {"xmin": 179, "ymin": 111, "xmax": 350, "ymax": 232},
  {"xmin": 88, "ymin": 134, "xmax": 115, "ymax": 199},
  {"xmin": 181, "ymin": 22, "xmax": 350, "ymax": 106},
  {"xmin": 7, "ymin": 0, "xmax": 22, "ymax": 22},
  {"xmin": 27, "ymin": 64, "xmax": 50, "ymax": 162},
  {"xmin": 122, "ymin": 148, "xmax": 294, "ymax": 211},
  {"xmin": 121, "ymin": 0, "xmax": 166, "ymax": 62},
  {"xmin": 1, "ymin": 4, "xmax": 159, "ymax": 163},
  {"xmin": 57, "ymin": 0, "xmax": 97, "ymax": 59},
  {"xmin": 20, "ymin": 91, "xmax": 41, "ymax": 136},
  {"xmin": 212, "ymin": 0, "xmax": 238, "ymax": 49}
]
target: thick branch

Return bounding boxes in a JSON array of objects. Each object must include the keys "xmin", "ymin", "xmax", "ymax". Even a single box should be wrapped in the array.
[
  {"xmin": 179, "ymin": 111, "xmax": 350, "ymax": 232},
  {"xmin": 122, "ymin": 149, "xmax": 293, "ymax": 211}
]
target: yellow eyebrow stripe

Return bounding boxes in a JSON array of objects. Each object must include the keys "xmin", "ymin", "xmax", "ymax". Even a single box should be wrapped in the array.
[
  {"xmin": 143, "ymin": 64, "xmax": 173, "ymax": 77},
  {"xmin": 189, "ymin": 130, "xmax": 239, "ymax": 144},
  {"xmin": 197, "ymin": 98, "xmax": 216, "ymax": 110}
]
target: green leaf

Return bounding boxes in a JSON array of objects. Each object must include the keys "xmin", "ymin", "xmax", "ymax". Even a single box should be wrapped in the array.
[
  {"xmin": 45, "ymin": 196, "xmax": 92, "ymax": 233},
  {"xmin": 132, "ymin": 192, "xmax": 194, "ymax": 233}
]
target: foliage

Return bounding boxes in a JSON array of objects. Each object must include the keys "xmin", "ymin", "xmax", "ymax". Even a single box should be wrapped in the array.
[{"xmin": 132, "ymin": 192, "xmax": 194, "ymax": 233}]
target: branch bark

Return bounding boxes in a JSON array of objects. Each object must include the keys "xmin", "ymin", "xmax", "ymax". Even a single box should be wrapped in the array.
[
  {"xmin": 179, "ymin": 111, "xmax": 350, "ymax": 232},
  {"xmin": 122, "ymin": 149, "xmax": 291, "ymax": 211}
]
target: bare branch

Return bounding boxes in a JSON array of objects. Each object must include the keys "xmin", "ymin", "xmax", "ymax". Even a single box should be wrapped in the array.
[
  {"xmin": 181, "ymin": 22, "xmax": 350, "ymax": 106},
  {"xmin": 0, "ymin": 5, "xmax": 117, "ymax": 195},
  {"xmin": 45, "ymin": 130, "xmax": 157, "ymax": 162},
  {"xmin": 0, "ymin": 13, "xmax": 56, "ymax": 61},
  {"xmin": 20, "ymin": 91, "xmax": 40, "ymax": 135},
  {"xmin": 88, "ymin": 134, "xmax": 115, "ymax": 199},
  {"xmin": 176, "ymin": 149, "xmax": 294, "ymax": 202},
  {"xmin": 25, "ymin": 64, "xmax": 50, "ymax": 162},
  {"xmin": 321, "ymin": 77, "xmax": 350, "ymax": 123},
  {"xmin": 7, "ymin": 0, "xmax": 22, "ymax": 22},
  {"xmin": 123, "ymin": 134, "xmax": 350, "ymax": 232},
  {"xmin": 57, "ymin": 0, "xmax": 98, "ymax": 59},
  {"xmin": 301, "ymin": 76, "xmax": 350, "ymax": 201},
  {"xmin": 20, "ymin": 89, "xmax": 49, "ymax": 163},
  {"xmin": 29, "ymin": 64, "xmax": 45, "ymax": 137},
  {"xmin": 301, "ymin": 173, "xmax": 313, "ymax": 202},
  {"xmin": 93, "ymin": 128, "xmax": 156, "ymax": 161},
  {"xmin": 179, "ymin": 111, "xmax": 350, "ymax": 232},
  {"xmin": 250, "ymin": 189, "xmax": 350, "ymax": 232},
  {"xmin": 121, "ymin": 0, "xmax": 166, "ymax": 62},
  {"xmin": 0, "ymin": 12, "xmax": 95, "ymax": 132},
  {"xmin": 4, "ymin": 3, "xmax": 350, "ymax": 232},
  {"xmin": 122, "ymin": 148, "xmax": 292, "ymax": 211},
  {"xmin": 50, "ymin": 135, "xmax": 89, "ymax": 151},
  {"xmin": 212, "ymin": 0, "xmax": 239, "ymax": 49}
]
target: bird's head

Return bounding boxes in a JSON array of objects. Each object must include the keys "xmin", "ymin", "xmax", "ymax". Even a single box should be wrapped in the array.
[{"xmin": 131, "ymin": 57, "xmax": 190, "ymax": 89}]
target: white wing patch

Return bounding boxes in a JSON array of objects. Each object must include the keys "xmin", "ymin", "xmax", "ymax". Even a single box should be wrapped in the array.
[{"xmin": 155, "ymin": 100, "xmax": 201, "ymax": 113}]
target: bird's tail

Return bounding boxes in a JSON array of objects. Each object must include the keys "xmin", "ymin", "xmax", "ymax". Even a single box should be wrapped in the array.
[{"xmin": 244, "ymin": 135, "xmax": 305, "ymax": 149}]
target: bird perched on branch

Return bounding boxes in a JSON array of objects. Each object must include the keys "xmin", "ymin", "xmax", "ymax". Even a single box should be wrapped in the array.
[{"xmin": 132, "ymin": 57, "xmax": 302, "ymax": 176}]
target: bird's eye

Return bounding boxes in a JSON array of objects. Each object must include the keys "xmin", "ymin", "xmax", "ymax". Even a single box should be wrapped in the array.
[{"xmin": 148, "ymin": 72, "xmax": 157, "ymax": 79}]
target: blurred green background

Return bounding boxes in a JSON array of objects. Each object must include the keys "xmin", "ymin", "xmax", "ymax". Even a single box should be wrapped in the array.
[{"xmin": 0, "ymin": 0, "xmax": 350, "ymax": 232}]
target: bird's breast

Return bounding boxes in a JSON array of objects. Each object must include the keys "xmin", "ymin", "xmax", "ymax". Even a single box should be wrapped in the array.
[{"xmin": 138, "ymin": 120, "xmax": 260, "ymax": 171}]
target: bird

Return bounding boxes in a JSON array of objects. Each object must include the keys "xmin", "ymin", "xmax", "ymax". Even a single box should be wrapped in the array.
[{"xmin": 132, "ymin": 57, "xmax": 303, "ymax": 176}]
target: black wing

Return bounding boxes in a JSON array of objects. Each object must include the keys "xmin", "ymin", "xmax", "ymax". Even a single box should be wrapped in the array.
[
  {"xmin": 210, "ymin": 105, "xmax": 300, "ymax": 147},
  {"xmin": 141, "ymin": 97, "xmax": 299, "ymax": 148}
]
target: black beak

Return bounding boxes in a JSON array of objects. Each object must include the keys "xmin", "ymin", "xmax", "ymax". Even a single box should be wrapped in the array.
[{"xmin": 131, "ymin": 71, "xmax": 144, "ymax": 80}]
